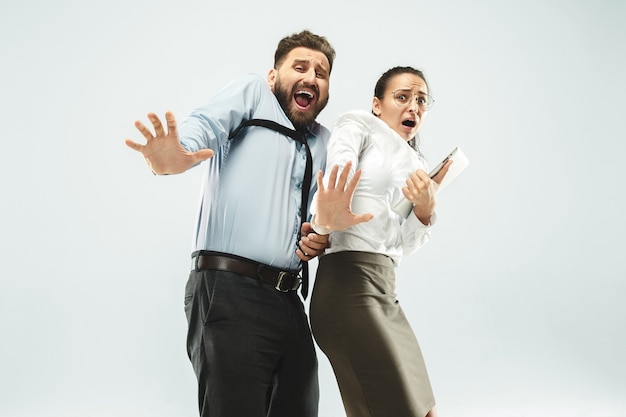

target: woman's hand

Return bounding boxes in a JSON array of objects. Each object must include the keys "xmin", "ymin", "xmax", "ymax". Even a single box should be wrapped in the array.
[
  {"xmin": 313, "ymin": 161, "xmax": 374, "ymax": 232},
  {"xmin": 403, "ymin": 160, "xmax": 452, "ymax": 225}
]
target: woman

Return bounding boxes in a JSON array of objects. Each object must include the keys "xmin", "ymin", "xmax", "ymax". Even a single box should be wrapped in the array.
[{"xmin": 309, "ymin": 66, "xmax": 450, "ymax": 417}]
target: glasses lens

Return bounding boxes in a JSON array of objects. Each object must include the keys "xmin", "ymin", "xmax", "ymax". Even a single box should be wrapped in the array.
[
  {"xmin": 393, "ymin": 89, "xmax": 412, "ymax": 106},
  {"xmin": 417, "ymin": 95, "xmax": 429, "ymax": 110},
  {"xmin": 393, "ymin": 90, "xmax": 433, "ymax": 110}
]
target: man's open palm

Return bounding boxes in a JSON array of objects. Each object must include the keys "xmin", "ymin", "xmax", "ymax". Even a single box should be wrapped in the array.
[{"xmin": 125, "ymin": 111, "xmax": 214, "ymax": 175}]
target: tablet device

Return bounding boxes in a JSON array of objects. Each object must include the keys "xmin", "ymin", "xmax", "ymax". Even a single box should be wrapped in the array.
[
  {"xmin": 429, "ymin": 147, "xmax": 458, "ymax": 178},
  {"xmin": 430, "ymin": 146, "xmax": 469, "ymax": 192}
]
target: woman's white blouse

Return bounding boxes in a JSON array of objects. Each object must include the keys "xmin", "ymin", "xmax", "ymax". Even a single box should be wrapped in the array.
[{"xmin": 317, "ymin": 110, "xmax": 436, "ymax": 266}]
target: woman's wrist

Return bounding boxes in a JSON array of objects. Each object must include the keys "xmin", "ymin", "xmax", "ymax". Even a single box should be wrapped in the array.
[{"xmin": 310, "ymin": 214, "xmax": 332, "ymax": 235}]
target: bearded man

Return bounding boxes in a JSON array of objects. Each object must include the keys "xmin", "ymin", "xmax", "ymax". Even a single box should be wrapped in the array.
[{"xmin": 125, "ymin": 30, "xmax": 336, "ymax": 417}]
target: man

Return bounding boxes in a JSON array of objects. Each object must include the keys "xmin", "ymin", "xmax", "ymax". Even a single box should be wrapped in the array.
[{"xmin": 125, "ymin": 30, "xmax": 336, "ymax": 417}]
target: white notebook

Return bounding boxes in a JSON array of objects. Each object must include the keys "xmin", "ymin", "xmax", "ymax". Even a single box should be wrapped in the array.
[{"xmin": 392, "ymin": 146, "xmax": 470, "ymax": 217}]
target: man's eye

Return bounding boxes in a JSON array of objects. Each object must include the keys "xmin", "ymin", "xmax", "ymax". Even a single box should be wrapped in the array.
[{"xmin": 417, "ymin": 97, "xmax": 426, "ymax": 105}]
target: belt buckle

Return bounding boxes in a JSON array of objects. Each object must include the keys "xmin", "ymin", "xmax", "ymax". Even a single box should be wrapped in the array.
[{"xmin": 275, "ymin": 271, "xmax": 301, "ymax": 292}]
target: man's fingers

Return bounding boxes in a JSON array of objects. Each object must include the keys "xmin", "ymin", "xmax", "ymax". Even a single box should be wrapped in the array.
[
  {"xmin": 134, "ymin": 120, "xmax": 155, "ymax": 141},
  {"xmin": 124, "ymin": 138, "xmax": 143, "ymax": 152},
  {"xmin": 301, "ymin": 240, "xmax": 324, "ymax": 253},
  {"xmin": 296, "ymin": 248, "xmax": 315, "ymax": 261},
  {"xmin": 165, "ymin": 111, "xmax": 178, "ymax": 138},
  {"xmin": 303, "ymin": 233, "xmax": 326, "ymax": 248},
  {"xmin": 148, "ymin": 112, "xmax": 166, "ymax": 137}
]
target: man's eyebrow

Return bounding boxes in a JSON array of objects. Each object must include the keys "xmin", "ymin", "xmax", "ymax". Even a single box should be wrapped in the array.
[
  {"xmin": 293, "ymin": 59, "xmax": 328, "ymax": 73},
  {"xmin": 292, "ymin": 59, "xmax": 310, "ymax": 66}
]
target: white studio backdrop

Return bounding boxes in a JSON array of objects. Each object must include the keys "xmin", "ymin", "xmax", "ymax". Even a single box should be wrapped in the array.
[{"xmin": 1, "ymin": 0, "xmax": 625, "ymax": 416}]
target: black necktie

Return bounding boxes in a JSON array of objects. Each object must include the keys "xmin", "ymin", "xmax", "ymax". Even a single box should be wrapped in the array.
[{"xmin": 229, "ymin": 119, "xmax": 313, "ymax": 298}]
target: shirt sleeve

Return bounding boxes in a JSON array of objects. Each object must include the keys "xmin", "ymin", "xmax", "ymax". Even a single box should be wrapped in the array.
[
  {"xmin": 310, "ymin": 112, "xmax": 367, "ymax": 230},
  {"xmin": 400, "ymin": 210, "xmax": 436, "ymax": 256},
  {"xmin": 178, "ymin": 74, "xmax": 264, "ymax": 153},
  {"xmin": 324, "ymin": 113, "xmax": 369, "ymax": 178}
]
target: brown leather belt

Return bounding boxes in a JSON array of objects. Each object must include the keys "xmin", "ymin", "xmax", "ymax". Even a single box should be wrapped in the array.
[{"xmin": 191, "ymin": 251, "xmax": 301, "ymax": 292}]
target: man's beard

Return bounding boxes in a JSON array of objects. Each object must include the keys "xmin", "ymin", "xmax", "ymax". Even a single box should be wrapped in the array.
[{"xmin": 273, "ymin": 76, "xmax": 328, "ymax": 130}]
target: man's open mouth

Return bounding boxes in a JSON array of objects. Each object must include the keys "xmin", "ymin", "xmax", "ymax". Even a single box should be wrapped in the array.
[
  {"xmin": 402, "ymin": 119, "xmax": 416, "ymax": 128},
  {"xmin": 294, "ymin": 90, "xmax": 314, "ymax": 109}
]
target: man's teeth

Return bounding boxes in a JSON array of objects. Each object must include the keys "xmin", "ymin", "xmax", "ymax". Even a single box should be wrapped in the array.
[{"xmin": 294, "ymin": 91, "xmax": 313, "ymax": 107}]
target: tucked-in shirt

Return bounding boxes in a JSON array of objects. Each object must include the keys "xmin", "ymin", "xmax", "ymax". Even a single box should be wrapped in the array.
[
  {"xmin": 317, "ymin": 110, "xmax": 435, "ymax": 266},
  {"xmin": 179, "ymin": 73, "xmax": 329, "ymax": 270}
]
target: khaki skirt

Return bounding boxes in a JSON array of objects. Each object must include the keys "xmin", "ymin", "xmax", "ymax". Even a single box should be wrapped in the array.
[{"xmin": 310, "ymin": 251, "xmax": 435, "ymax": 417}]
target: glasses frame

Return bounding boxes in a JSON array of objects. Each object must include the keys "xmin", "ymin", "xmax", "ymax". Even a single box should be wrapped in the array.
[{"xmin": 390, "ymin": 89, "xmax": 435, "ymax": 111}]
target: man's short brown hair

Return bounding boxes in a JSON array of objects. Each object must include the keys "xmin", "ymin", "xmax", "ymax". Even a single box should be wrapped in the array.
[{"xmin": 274, "ymin": 30, "xmax": 336, "ymax": 73}]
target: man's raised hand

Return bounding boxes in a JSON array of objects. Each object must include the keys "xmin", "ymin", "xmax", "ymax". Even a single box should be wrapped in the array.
[{"xmin": 125, "ymin": 111, "xmax": 214, "ymax": 175}]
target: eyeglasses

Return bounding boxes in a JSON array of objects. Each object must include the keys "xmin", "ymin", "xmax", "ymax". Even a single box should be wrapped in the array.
[{"xmin": 390, "ymin": 89, "xmax": 435, "ymax": 111}]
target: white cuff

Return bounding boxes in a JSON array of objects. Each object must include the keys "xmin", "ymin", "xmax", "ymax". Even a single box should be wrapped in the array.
[{"xmin": 310, "ymin": 214, "xmax": 332, "ymax": 235}]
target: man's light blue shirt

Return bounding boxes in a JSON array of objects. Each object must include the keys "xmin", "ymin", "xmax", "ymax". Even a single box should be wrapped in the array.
[{"xmin": 179, "ymin": 73, "xmax": 329, "ymax": 270}]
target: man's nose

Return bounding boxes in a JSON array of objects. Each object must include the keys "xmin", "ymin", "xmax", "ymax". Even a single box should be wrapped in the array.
[{"xmin": 303, "ymin": 68, "xmax": 317, "ymax": 84}]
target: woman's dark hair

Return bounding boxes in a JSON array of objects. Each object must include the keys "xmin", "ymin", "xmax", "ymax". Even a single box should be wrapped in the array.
[
  {"xmin": 373, "ymin": 66, "xmax": 429, "ymax": 153},
  {"xmin": 274, "ymin": 30, "xmax": 336, "ymax": 74}
]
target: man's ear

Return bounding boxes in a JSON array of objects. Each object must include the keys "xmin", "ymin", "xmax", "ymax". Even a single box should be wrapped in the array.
[{"xmin": 267, "ymin": 68, "xmax": 277, "ymax": 91}]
